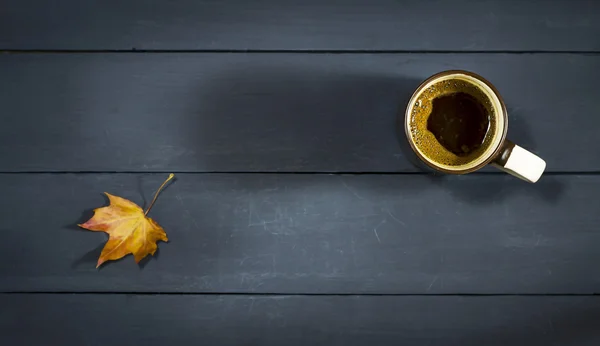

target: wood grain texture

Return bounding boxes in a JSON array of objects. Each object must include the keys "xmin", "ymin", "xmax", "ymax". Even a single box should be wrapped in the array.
[
  {"xmin": 1, "ymin": 294, "xmax": 599, "ymax": 346},
  {"xmin": 0, "ymin": 173, "xmax": 597, "ymax": 294},
  {"xmin": 1, "ymin": 53, "xmax": 598, "ymax": 172},
  {"xmin": 2, "ymin": 0, "xmax": 599, "ymax": 51}
]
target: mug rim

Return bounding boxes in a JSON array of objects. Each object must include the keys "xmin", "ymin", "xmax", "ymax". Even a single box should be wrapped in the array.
[{"xmin": 404, "ymin": 70, "xmax": 509, "ymax": 174}]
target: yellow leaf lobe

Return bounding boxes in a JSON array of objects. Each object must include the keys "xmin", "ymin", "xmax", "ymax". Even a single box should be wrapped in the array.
[{"xmin": 79, "ymin": 174, "xmax": 173, "ymax": 267}]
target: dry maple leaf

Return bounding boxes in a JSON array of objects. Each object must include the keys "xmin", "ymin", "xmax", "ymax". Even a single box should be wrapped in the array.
[{"xmin": 79, "ymin": 173, "xmax": 175, "ymax": 267}]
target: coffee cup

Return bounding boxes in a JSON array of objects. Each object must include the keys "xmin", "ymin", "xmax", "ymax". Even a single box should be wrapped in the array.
[{"xmin": 404, "ymin": 70, "xmax": 545, "ymax": 183}]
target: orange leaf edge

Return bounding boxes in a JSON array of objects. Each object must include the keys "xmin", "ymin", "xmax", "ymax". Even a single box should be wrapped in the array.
[{"xmin": 84, "ymin": 174, "xmax": 174, "ymax": 268}]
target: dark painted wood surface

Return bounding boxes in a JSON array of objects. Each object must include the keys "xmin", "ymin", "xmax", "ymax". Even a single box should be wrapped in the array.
[
  {"xmin": 1, "ymin": 53, "xmax": 597, "ymax": 172},
  {"xmin": 2, "ymin": 0, "xmax": 599, "ymax": 51},
  {"xmin": 2, "ymin": 294, "xmax": 599, "ymax": 346},
  {"xmin": 2, "ymin": 0, "xmax": 598, "ymax": 344},
  {"xmin": 0, "ymin": 173, "xmax": 596, "ymax": 294}
]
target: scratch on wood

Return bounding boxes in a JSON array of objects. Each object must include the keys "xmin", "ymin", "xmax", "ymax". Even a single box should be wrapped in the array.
[
  {"xmin": 427, "ymin": 276, "xmax": 438, "ymax": 291},
  {"xmin": 251, "ymin": 281, "xmax": 264, "ymax": 291},
  {"xmin": 239, "ymin": 255, "xmax": 251, "ymax": 266},
  {"xmin": 373, "ymin": 219, "xmax": 385, "ymax": 243},
  {"xmin": 341, "ymin": 179, "xmax": 364, "ymax": 200},
  {"xmin": 385, "ymin": 208, "xmax": 406, "ymax": 226}
]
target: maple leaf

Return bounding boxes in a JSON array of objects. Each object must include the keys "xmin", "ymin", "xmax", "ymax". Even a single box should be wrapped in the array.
[{"xmin": 79, "ymin": 173, "xmax": 175, "ymax": 267}]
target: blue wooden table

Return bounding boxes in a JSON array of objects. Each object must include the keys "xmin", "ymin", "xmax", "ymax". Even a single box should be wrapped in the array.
[{"xmin": 1, "ymin": 1, "xmax": 599, "ymax": 345}]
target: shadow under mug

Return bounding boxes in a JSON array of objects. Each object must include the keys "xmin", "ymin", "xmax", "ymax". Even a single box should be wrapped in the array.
[{"xmin": 404, "ymin": 70, "xmax": 546, "ymax": 183}]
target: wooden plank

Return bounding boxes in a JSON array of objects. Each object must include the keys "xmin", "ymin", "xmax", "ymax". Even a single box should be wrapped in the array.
[
  {"xmin": 1, "ymin": 53, "xmax": 598, "ymax": 172},
  {"xmin": 1, "ymin": 173, "xmax": 598, "ymax": 294},
  {"xmin": 1, "ymin": 294, "xmax": 599, "ymax": 346},
  {"xmin": 2, "ymin": 0, "xmax": 599, "ymax": 51}
]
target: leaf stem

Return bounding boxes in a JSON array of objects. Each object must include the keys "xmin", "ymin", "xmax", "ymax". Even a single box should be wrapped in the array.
[{"xmin": 145, "ymin": 173, "xmax": 175, "ymax": 216}]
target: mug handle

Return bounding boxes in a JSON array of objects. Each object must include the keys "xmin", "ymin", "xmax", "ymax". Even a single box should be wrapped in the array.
[{"xmin": 492, "ymin": 140, "xmax": 546, "ymax": 183}]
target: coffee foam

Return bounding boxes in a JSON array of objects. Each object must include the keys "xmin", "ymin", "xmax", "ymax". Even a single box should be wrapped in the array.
[{"xmin": 406, "ymin": 74, "xmax": 505, "ymax": 171}]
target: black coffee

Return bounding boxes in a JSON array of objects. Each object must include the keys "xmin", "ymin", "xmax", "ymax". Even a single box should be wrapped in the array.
[{"xmin": 426, "ymin": 92, "xmax": 490, "ymax": 156}]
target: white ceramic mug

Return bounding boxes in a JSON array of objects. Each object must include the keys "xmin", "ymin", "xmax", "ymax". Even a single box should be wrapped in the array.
[{"xmin": 404, "ymin": 70, "xmax": 545, "ymax": 183}]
